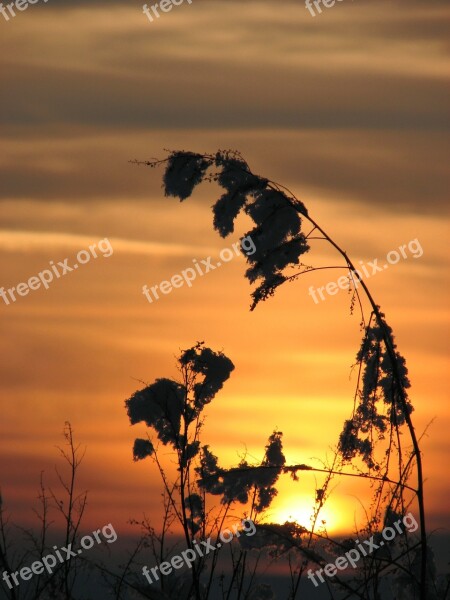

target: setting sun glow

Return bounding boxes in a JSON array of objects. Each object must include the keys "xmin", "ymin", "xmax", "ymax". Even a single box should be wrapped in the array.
[{"xmin": 269, "ymin": 495, "xmax": 346, "ymax": 535}]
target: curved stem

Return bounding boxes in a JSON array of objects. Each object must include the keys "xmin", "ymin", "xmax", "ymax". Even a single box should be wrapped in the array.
[{"xmin": 300, "ymin": 211, "xmax": 427, "ymax": 599}]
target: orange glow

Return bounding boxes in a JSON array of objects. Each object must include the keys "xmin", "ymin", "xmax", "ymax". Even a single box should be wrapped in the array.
[
  {"xmin": 0, "ymin": 0, "xmax": 448, "ymax": 576},
  {"xmin": 270, "ymin": 495, "xmax": 341, "ymax": 533}
]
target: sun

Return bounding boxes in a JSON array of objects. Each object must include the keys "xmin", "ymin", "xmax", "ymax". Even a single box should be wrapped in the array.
[{"xmin": 267, "ymin": 494, "xmax": 346, "ymax": 534}]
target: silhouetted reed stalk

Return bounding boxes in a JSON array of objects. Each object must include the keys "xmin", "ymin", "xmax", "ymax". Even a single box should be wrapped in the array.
[{"xmin": 130, "ymin": 150, "xmax": 430, "ymax": 599}]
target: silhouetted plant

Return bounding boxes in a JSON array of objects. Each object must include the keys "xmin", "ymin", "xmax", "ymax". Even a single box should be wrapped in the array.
[
  {"xmin": 0, "ymin": 423, "xmax": 89, "ymax": 600},
  {"xmin": 124, "ymin": 342, "xmax": 290, "ymax": 600},
  {"xmin": 129, "ymin": 149, "xmax": 439, "ymax": 600}
]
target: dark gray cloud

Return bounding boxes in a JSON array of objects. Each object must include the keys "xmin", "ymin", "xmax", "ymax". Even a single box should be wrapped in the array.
[
  {"xmin": 0, "ymin": 0, "xmax": 448, "ymax": 214},
  {"xmin": 0, "ymin": 128, "xmax": 448, "ymax": 216},
  {"xmin": 1, "ymin": 59, "xmax": 448, "ymax": 131}
]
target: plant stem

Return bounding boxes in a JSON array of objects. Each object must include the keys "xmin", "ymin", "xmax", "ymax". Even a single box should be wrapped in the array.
[{"xmin": 301, "ymin": 211, "xmax": 427, "ymax": 600}]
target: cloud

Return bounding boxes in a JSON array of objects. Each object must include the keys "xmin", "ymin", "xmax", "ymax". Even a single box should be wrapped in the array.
[
  {"xmin": 0, "ymin": 1, "xmax": 448, "ymax": 215},
  {"xmin": 0, "ymin": 128, "xmax": 448, "ymax": 215},
  {"xmin": 0, "ymin": 230, "xmax": 215, "ymax": 257}
]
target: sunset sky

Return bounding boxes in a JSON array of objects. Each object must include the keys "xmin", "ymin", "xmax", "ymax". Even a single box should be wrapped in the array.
[{"xmin": 0, "ymin": 0, "xmax": 449, "ymax": 585}]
